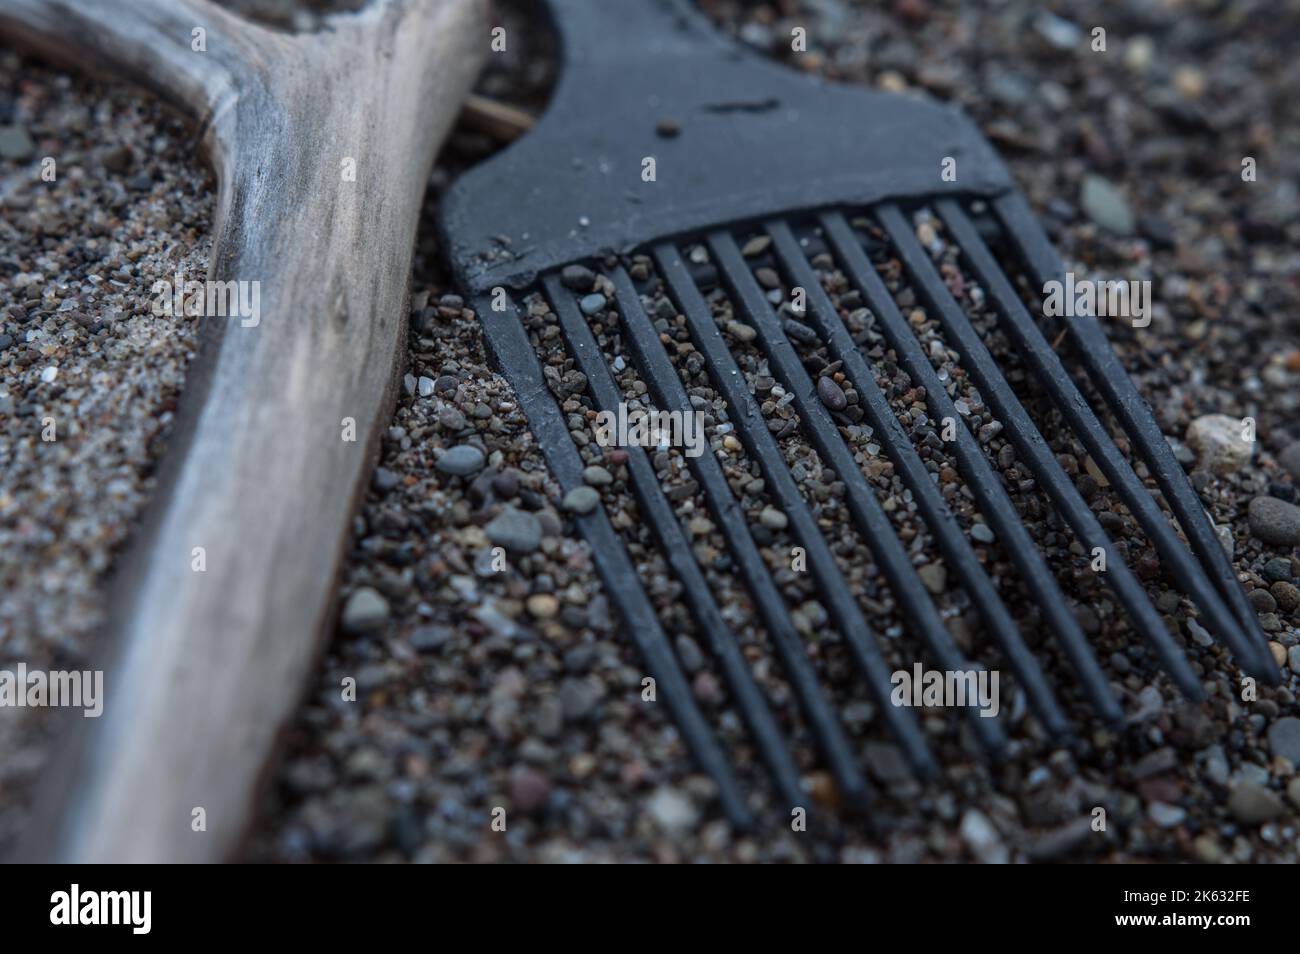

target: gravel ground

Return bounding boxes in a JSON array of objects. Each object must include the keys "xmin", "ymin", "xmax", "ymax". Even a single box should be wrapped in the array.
[
  {"xmin": 3, "ymin": 0, "xmax": 1299, "ymax": 863},
  {"xmin": 0, "ymin": 49, "xmax": 212, "ymax": 851}
]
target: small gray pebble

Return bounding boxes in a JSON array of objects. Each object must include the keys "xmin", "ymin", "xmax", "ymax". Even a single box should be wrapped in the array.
[{"xmin": 437, "ymin": 444, "xmax": 486, "ymax": 477}]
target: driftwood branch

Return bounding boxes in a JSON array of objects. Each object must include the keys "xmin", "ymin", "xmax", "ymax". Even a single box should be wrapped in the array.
[{"xmin": 1, "ymin": 0, "xmax": 487, "ymax": 861}]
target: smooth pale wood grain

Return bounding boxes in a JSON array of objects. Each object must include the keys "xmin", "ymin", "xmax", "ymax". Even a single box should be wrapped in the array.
[{"xmin": 0, "ymin": 0, "xmax": 487, "ymax": 861}]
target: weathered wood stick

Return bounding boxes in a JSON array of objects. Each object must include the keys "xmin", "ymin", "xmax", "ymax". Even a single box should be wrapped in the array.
[
  {"xmin": 0, "ymin": 0, "xmax": 486, "ymax": 861},
  {"xmin": 460, "ymin": 92, "xmax": 536, "ymax": 143}
]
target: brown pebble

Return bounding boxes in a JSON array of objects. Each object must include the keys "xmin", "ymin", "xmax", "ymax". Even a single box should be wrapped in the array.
[{"xmin": 817, "ymin": 375, "xmax": 847, "ymax": 411}]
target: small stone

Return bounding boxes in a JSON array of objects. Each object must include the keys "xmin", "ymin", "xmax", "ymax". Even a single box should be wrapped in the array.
[
  {"xmin": 1185, "ymin": 414, "xmax": 1252, "ymax": 476},
  {"xmin": 1227, "ymin": 783, "xmax": 1286, "ymax": 825},
  {"xmin": 559, "ymin": 676, "xmax": 602, "ymax": 720},
  {"xmin": 646, "ymin": 787, "xmax": 699, "ymax": 836},
  {"xmin": 0, "ymin": 124, "xmax": 34, "ymax": 160},
  {"xmin": 741, "ymin": 235, "xmax": 771, "ymax": 257},
  {"xmin": 1290, "ymin": 645, "xmax": 1300, "ymax": 675},
  {"xmin": 486, "ymin": 508, "xmax": 543, "ymax": 554},
  {"xmin": 1034, "ymin": 11, "xmax": 1082, "ymax": 50},
  {"xmin": 1270, "ymin": 580, "xmax": 1300, "ymax": 613},
  {"xmin": 1132, "ymin": 746, "xmax": 1177, "ymax": 779},
  {"xmin": 492, "ymin": 470, "xmax": 519, "ymax": 499},
  {"xmin": 1148, "ymin": 802, "xmax": 1186, "ymax": 828},
  {"xmin": 341, "ymin": 587, "xmax": 390, "ymax": 635},
  {"xmin": 409, "ymin": 625, "xmax": 452, "ymax": 652},
  {"xmin": 918, "ymin": 562, "xmax": 947, "ymax": 595},
  {"xmin": 436, "ymin": 444, "xmax": 486, "ymax": 477},
  {"xmin": 102, "ymin": 144, "xmax": 133, "ymax": 173},
  {"xmin": 562, "ymin": 486, "xmax": 600, "ymax": 514},
  {"xmin": 970, "ymin": 522, "xmax": 995, "ymax": 544},
  {"xmin": 1192, "ymin": 834, "xmax": 1222, "ymax": 863},
  {"xmin": 1266, "ymin": 717, "xmax": 1300, "ymax": 765},
  {"xmin": 579, "ymin": 293, "xmax": 606, "ymax": 316},
  {"xmin": 526, "ymin": 593, "xmax": 560, "ymax": 620},
  {"xmin": 1262, "ymin": 558, "xmax": 1294, "ymax": 583},
  {"xmin": 509, "ymin": 766, "xmax": 551, "ymax": 814},
  {"xmin": 372, "ymin": 467, "xmax": 401, "ymax": 492},
  {"xmin": 1080, "ymin": 174, "xmax": 1134, "ymax": 236},
  {"xmin": 959, "ymin": 809, "xmax": 1007, "ymax": 864},
  {"xmin": 754, "ymin": 267, "xmax": 781, "ymax": 289},
  {"xmin": 726, "ymin": 320, "xmax": 756, "ymax": 343},
  {"xmin": 582, "ymin": 465, "xmax": 613, "ymax": 486},
  {"xmin": 1277, "ymin": 442, "xmax": 1300, "ymax": 482},
  {"xmin": 817, "ymin": 375, "xmax": 847, "ymax": 411},
  {"xmin": 1248, "ymin": 588, "xmax": 1277, "ymax": 614},
  {"xmin": 1269, "ymin": 641, "xmax": 1287, "ymax": 668},
  {"xmin": 675, "ymin": 635, "xmax": 705, "ymax": 673},
  {"xmin": 1287, "ymin": 777, "xmax": 1300, "ymax": 810},
  {"xmin": 1248, "ymin": 496, "xmax": 1300, "ymax": 547},
  {"xmin": 759, "ymin": 506, "xmax": 788, "ymax": 530},
  {"xmin": 560, "ymin": 264, "xmax": 596, "ymax": 291},
  {"xmin": 418, "ymin": 376, "xmax": 435, "ymax": 397}
]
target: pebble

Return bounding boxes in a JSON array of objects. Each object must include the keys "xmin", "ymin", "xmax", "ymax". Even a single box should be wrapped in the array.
[
  {"xmin": 1291, "ymin": 645, "xmax": 1300, "ymax": 675},
  {"xmin": 579, "ymin": 294, "xmax": 606, "ymax": 316},
  {"xmin": 1227, "ymin": 783, "xmax": 1286, "ymax": 824},
  {"xmin": 409, "ymin": 625, "xmax": 452, "ymax": 652},
  {"xmin": 0, "ymin": 123, "xmax": 33, "ymax": 160},
  {"xmin": 582, "ymin": 465, "xmax": 613, "ymax": 487},
  {"xmin": 646, "ymin": 787, "xmax": 699, "ymax": 836},
  {"xmin": 970, "ymin": 522, "xmax": 995, "ymax": 544},
  {"xmin": 1148, "ymin": 802, "xmax": 1186, "ymax": 828},
  {"xmin": 1080, "ymin": 174, "xmax": 1135, "ymax": 236},
  {"xmin": 1185, "ymin": 414, "xmax": 1252, "ymax": 475},
  {"xmin": 1269, "ymin": 641, "xmax": 1288, "ymax": 667},
  {"xmin": 509, "ymin": 766, "xmax": 551, "ymax": 814},
  {"xmin": 436, "ymin": 444, "xmax": 486, "ymax": 477},
  {"xmin": 1132, "ymin": 746, "xmax": 1177, "ymax": 779},
  {"xmin": 1247, "ymin": 496, "xmax": 1300, "ymax": 546},
  {"xmin": 485, "ymin": 508, "xmax": 543, "ymax": 554},
  {"xmin": 959, "ymin": 809, "xmax": 1007, "ymax": 864},
  {"xmin": 1266, "ymin": 717, "xmax": 1300, "ymax": 765},
  {"xmin": 562, "ymin": 486, "xmax": 600, "ymax": 514},
  {"xmin": 372, "ymin": 467, "xmax": 401, "ymax": 492},
  {"xmin": 101, "ymin": 144, "xmax": 133, "ymax": 172},
  {"xmin": 759, "ymin": 506, "xmax": 788, "ymax": 530},
  {"xmin": 491, "ymin": 470, "xmax": 519, "ymax": 499},
  {"xmin": 918, "ymin": 562, "xmax": 947, "ymax": 595},
  {"xmin": 1034, "ymin": 12, "xmax": 1082, "ymax": 50},
  {"xmin": 418, "ymin": 376, "xmax": 435, "ymax": 397},
  {"xmin": 1289, "ymin": 777, "xmax": 1300, "ymax": 810},
  {"xmin": 560, "ymin": 264, "xmax": 596, "ymax": 292},
  {"xmin": 525, "ymin": 594, "xmax": 560, "ymax": 620},
  {"xmin": 1262, "ymin": 557, "xmax": 1294, "ymax": 583},
  {"xmin": 1249, "ymin": 588, "xmax": 1277, "ymax": 613},
  {"xmin": 341, "ymin": 587, "xmax": 390, "ymax": 635},
  {"xmin": 675, "ymin": 635, "xmax": 705, "ymax": 673},
  {"xmin": 817, "ymin": 375, "xmax": 847, "ymax": 411},
  {"xmin": 1270, "ymin": 580, "xmax": 1300, "ymax": 613},
  {"xmin": 559, "ymin": 676, "xmax": 602, "ymax": 720},
  {"xmin": 1277, "ymin": 442, "xmax": 1300, "ymax": 482}
]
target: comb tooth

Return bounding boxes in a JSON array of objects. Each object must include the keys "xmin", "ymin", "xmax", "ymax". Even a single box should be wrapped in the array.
[
  {"xmin": 874, "ymin": 203, "xmax": 1205, "ymax": 701},
  {"xmin": 990, "ymin": 192, "xmax": 1279, "ymax": 681},
  {"xmin": 652, "ymin": 241, "xmax": 940, "ymax": 778},
  {"xmin": 541, "ymin": 273, "xmax": 809, "ymax": 812},
  {"xmin": 819, "ymin": 211, "xmax": 1121, "ymax": 723},
  {"xmin": 935, "ymin": 199, "xmax": 1276, "ymax": 681},
  {"xmin": 608, "ymin": 266, "xmax": 876, "ymax": 808},
  {"xmin": 710, "ymin": 229, "xmax": 1020, "ymax": 748},
  {"xmin": 763, "ymin": 218, "xmax": 1089, "ymax": 736},
  {"xmin": 472, "ymin": 291, "xmax": 755, "ymax": 830}
]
